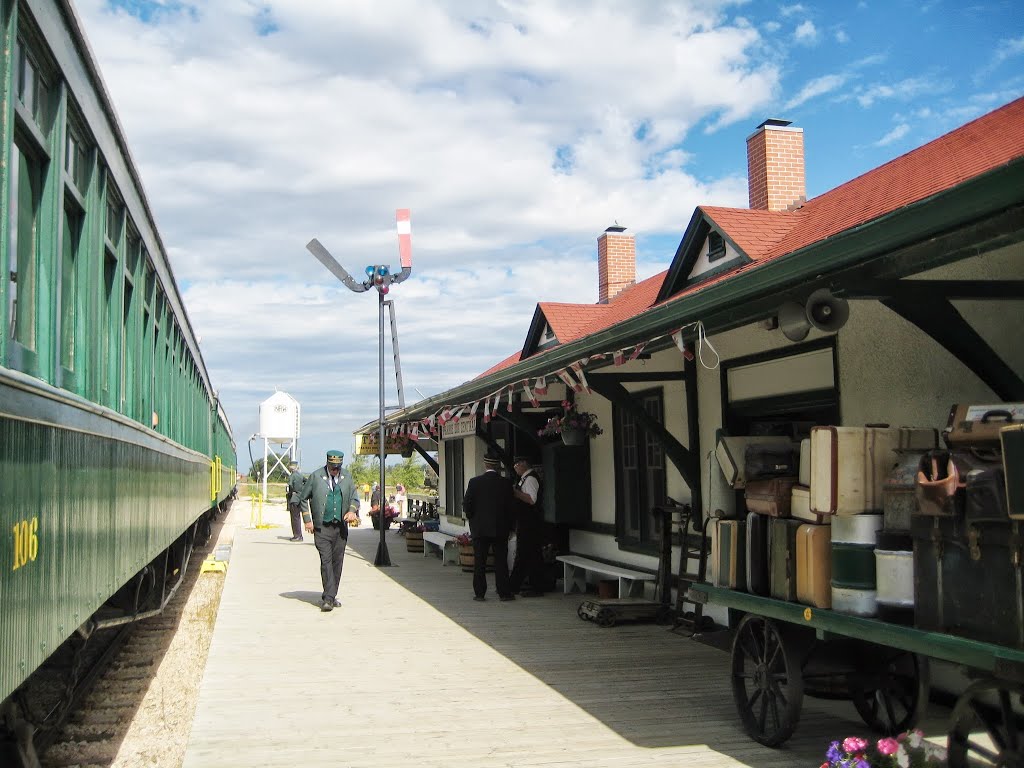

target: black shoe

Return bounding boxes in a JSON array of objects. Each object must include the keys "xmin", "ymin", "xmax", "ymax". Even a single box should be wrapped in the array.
[
  {"xmin": 332, "ymin": 598, "xmax": 342, "ymax": 607},
  {"xmin": 473, "ymin": 596, "xmax": 486, "ymax": 602},
  {"xmin": 320, "ymin": 600, "xmax": 333, "ymax": 612},
  {"xmin": 499, "ymin": 595, "xmax": 516, "ymax": 602},
  {"xmin": 290, "ymin": 536, "xmax": 303, "ymax": 542}
]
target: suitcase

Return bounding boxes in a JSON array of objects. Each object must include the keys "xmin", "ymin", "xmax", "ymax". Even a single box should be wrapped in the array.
[
  {"xmin": 1002, "ymin": 425, "xmax": 1024, "ymax": 520},
  {"xmin": 799, "ymin": 438, "xmax": 811, "ymax": 486},
  {"xmin": 810, "ymin": 426, "xmax": 936, "ymax": 517},
  {"xmin": 746, "ymin": 512, "xmax": 771, "ymax": 596},
  {"xmin": 712, "ymin": 519, "xmax": 747, "ymax": 590},
  {"xmin": 716, "ymin": 435, "xmax": 792, "ymax": 489},
  {"xmin": 875, "ymin": 549, "xmax": 914, "ymax": 608},
  {"xmin": 744, "ymin": 443, "xmax": 799, "ymax": 482},
  {"xmin": 791, "ymin": 485, "xmax": 829, "ymax": 524},
  {"xmin": 796, "ymin": 523, "xmax": 831, "ymax": 608},
  {"xmin": 912, "ymin": 515, "xmax": 1024, "ymax": 648},
  {"xmin": 745, "ymin": 477, "xmax": 799, "ymax": 517},
  {"xmin": 707, "ymin": 518, "xmax": 720, "ymax": 585},
  {"xmin": 882, "ymin": 449, "xmax": 930, "ymax": 532},
  {"xmin": 770, "ymin": 518, "xmax": 803, "ymax": 601},
  {"xmin": 914, "ymin": 449, "xmax": 1000, "ymax": 517},
  {"xmin": 965, "ymin": 466, "xmax": 1007, "ymax": 523},
  {"xmin": 945, "ymin": 403, "xmax": 1024, "ymax": 448}
]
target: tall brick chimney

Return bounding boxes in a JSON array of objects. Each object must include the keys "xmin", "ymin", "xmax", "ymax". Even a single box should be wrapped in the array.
[
  {"xmin": 597, "ymin": 224, "xmax": 635, "ymax": 304},
  {"xmin": 746, "ymin": 118, "xmax": 805, "ymax": 211}
]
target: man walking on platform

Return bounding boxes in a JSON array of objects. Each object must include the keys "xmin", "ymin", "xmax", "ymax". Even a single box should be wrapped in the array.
[
  {"xmin": 299, "ymin": 450, "xmax": 360, "ymax": 612},
  {"xmin": 285, "ymin": 459, "xmax": 306, "ymax": 542},
  {"xmin": 510, "ymin": 455, "xmax": 545, "ymax": 596},
  {"xmin": 462, "ymin": 451, "xmax": 515, "ymax": 602}
]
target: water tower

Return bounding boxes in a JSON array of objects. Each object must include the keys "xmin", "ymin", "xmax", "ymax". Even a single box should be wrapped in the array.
[{"xmin": 257, "ymin": 391, "xmax": 301, "ymax": 499}]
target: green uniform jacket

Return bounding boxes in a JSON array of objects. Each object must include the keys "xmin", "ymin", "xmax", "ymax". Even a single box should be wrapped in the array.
[
  {"xmin": 298, "ymin": 466, "xmax": 360, "ymax": 529},
  {"xmin": 286, "ymin": 471, "xmax": 307, "ymax": 506}
]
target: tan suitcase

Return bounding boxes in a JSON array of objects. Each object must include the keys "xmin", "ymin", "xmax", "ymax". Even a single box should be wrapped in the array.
[
  {"xmin": 791, "ymin": 484, "xmax": 830, "ymax": 524},
  {"xmin": 946, "ymin": 403, "xmax": 1024, "ymax": 448},
  {"xmin": 796, "ymin": 523, "xmax": 831, "ymax": 608},
  {"xmin": 745, "ymin": 477, "xmax": 799, "ymax": 517},
  {"xmin": 711, "ymin": 519, "xmax": 746, "ymax": 590},
  {"xmin": 716, "ymin": 435, "xmax": 792, "ymax": 489}
]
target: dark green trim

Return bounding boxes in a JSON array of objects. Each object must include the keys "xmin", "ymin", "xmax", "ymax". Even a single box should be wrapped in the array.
[
  {"xmin": 589, "ymin": 374, "xmax": 697, "ymax": 489},
  {"xmin": 409, "ymin": 439, "xmax": 438, "ymax": 474},
  {"xmin": 575, "ymin": 520, "xmax": 616, "ymax": 537},
  {"xmin": 883, "ymin": 296, "xmax": 1024, "ymax": 401},
  {"xmin": 844, "ymin": 279, "xmax": 1024, "ymax": 300}
]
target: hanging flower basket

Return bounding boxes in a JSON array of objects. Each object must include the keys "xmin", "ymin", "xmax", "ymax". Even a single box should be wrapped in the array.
[{"xmin": 538, "ymin": 401, "xmax": 603, "ymax": 443}]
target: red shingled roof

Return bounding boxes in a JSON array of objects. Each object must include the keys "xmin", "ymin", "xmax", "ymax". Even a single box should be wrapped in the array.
[{"xmin": 471, "ymin": 96, "xmax": 1024, "ymax": 384}]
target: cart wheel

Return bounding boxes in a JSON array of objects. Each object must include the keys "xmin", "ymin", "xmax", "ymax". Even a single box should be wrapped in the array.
[
  {"xmin": 731, "ymin": 614, "xmax": 804, "ymax": 747},
  {"xmin": 850, "ymin": 651, "xmax": 929, "ymax": 735},
  {"xmin": 577, "ymin": 603, "xmax": 590, "ymax": 621},
  {"xmin": 655, "ymin": 606, "xmax": 674, "ymax": 626},
  {"xmin": 595, "ymin": 608, "xmax": 616, "ymax": 628},
  {"xmin": 948, "ymin": 678, "xmax": 1024, "ymax": 768}
]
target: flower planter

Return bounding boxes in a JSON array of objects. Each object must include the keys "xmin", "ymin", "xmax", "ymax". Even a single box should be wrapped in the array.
[
  {"xmin": 459, "ymin": 544, "xmax": 495, "ymax": 572},
  {"xmin": 371, "ymin": 516, "xmax": 393, "ymax": 530},
  {"xmin": 560, "ymin": 428, "xmax": 585, "ymax": 446},
  {"xmin": 406, "ymin": 530, "xmax": 424, "ymax": 553}
]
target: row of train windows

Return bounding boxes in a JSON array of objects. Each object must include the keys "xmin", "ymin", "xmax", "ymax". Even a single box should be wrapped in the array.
[{"xmin": 4, "ymin": 21, "xmax": 214, "ymax": 450}]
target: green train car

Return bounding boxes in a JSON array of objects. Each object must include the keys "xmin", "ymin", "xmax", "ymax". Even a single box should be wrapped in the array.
[{"xmin": 0, "ymin": 0, "xmax": 236, "ymax": 739}]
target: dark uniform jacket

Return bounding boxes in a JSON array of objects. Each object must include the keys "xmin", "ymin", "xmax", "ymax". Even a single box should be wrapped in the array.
[
  {"xmin": 463, "ymin": 469, "xmax": 514, "ymax": 538},
  {"xmin": 299, "ymin": 466, "xmax": 360, "ymax": 532},
  {"xmin": 286, "ymin": 470, "xmax": 307, "ymax": 506}
]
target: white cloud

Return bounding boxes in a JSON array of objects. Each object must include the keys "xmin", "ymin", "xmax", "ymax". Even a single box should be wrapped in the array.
[
  {"xmin": 873, "ymin": 123, "xmax": 910, "ymax": 146},
  {"xmin": 794, "ymin": 19, "xmax": 818, "ymax": 44},
  {"xmin": 852, "ymin": 76, "xmax": 949, "ymax": 107},
  {"xmin": 780, "ymin": 4, "xmax": 808, "ymax": 16},
  {"xmin": 835, "ymin": 29, "xmax": 849, "ymax": 44},
  {"xmin": 784, "ymin": 73, "xmax": 849, "ymax": 109}
]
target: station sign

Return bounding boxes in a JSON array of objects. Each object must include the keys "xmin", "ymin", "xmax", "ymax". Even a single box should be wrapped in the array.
[
  {"xmin": 354, "ymin": 432, "xmax": 410, "ymax": 456},
  {"xmin": 442, "ymin": 415, "xmax": 477, "ymax": 440}
]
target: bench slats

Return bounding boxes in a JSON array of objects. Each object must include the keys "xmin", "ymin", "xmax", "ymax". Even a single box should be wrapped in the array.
[{"xmin": 555, "ymin": 555, "xmax": 656, "ymax": 600}]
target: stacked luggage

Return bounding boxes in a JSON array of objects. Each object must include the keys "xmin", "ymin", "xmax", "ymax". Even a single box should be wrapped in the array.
[{"xmin": 710, "ymin": 404, "xmax": 1024, "ymax": 646}]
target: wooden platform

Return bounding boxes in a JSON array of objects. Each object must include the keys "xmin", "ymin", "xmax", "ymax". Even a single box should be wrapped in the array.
[{"xmin": 183, "ymin": 499, "xmax": 951, "ymax": 767}]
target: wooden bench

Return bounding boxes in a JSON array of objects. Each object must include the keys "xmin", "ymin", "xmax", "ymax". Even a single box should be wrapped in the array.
[
  {"xmin": 555, "ymin": 555, "xmax": 657, "ymax": 599},
  {"xmin": 422, "ymin": 531, "xmax": 459, "ymax": 566}
]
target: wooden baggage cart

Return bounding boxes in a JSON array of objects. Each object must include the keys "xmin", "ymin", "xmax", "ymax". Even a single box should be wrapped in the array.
[{"xmin": 687, "ymin": 582, "xmax": 1024, "ymax": 765}]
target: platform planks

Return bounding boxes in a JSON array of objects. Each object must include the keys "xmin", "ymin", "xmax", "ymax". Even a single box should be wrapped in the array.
[{"xmin": 183, "ymin": 500, "xmax": 950, "ymax": 767}]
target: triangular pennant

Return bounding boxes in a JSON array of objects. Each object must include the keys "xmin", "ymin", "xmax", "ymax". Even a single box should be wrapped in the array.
[
  {"xmin": 571, "ymin": 362, "xmax": 592, "ymax": 394},
  {"xmin": 534, "ymin": 376, "xmax": 548, "ymax": 395},
  {"xmin": 627, "ymin": 342, "xmax": 646, "ymax": 362},
  {"xmin": 523, "ymin": 382, "xmax": 539, "ymax": 407}
]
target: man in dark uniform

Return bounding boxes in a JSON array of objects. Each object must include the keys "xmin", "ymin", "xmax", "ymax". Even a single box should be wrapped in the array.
[
  {"xmin": 285, "ymin": 459, "xmax": 306, "ymax": 542},
  {"xmin": 462, "ymin": 451, "xmax": 515, "ymax": 602},
  {"xmin": 510, "ymin": 455, "xmax": 545, "ymax": 596},
  {"xmin": 299, "ymin": 450, "xmax": 360, "ymax": 612}
]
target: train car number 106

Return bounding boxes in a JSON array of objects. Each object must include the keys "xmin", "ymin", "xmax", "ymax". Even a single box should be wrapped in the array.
[{"xmin": 11, "ymin": 517, "xmax": 40, "ymax": 570}]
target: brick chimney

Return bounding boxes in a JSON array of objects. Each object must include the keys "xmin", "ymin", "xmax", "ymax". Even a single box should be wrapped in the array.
[
  {"xmin": 746, "ymin": 118, "xmax": 805, "ymax": 211},
  {"xmin": 597, "ymin": 224, "xmax": 635, "ymax": 304}
]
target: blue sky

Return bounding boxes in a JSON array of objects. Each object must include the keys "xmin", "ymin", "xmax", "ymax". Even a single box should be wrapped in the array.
[{"xmin": 74, "ymin": 0, "xmax": 1023, "ymax": 470}]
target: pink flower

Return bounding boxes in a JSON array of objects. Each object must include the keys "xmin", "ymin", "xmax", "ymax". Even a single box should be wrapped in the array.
[
  {"xmin": 842, "ymin": 737, "xmax": 868, "ymax": 754},
  {"xmin": 876, "ymin": 737, "xmax": 900, "ymax": 756}
]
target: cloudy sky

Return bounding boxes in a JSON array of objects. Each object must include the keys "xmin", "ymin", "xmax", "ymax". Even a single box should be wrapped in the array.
[{"xmin": 72, "ymin": 0, "xmax": 1023, "ymax": 470}]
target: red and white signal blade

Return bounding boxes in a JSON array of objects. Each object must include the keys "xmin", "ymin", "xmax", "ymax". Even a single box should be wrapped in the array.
[{"xmin": 396, "ymin": 209, "xmax": 412, "ymax": 269}]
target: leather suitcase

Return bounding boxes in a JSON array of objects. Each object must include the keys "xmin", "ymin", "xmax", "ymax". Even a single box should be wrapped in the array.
[
  {"xmin": 796, "ymin": 523, "xmax": 831, "ymax": 608},
  {"xmin": 746, "ymin": 512, "xmax": 771, "ymax": 596},
  {"xmin": 810, "ymin": 426, "xmax": 933, "ymax": 516},
  {"xmin": 1002, "ymin": 425, "xmax": 1024, "ymax": 520},
  {"xmin": 745, "ymin": 443, "xmax": 799, "ymax": 482},
  {"xmin": 914, "ymin": 449, "xmax": 999, "ymax": 517},
  {"xmin": 791, "ymin": 485, "xmax": 829, "ymax": 524},
  {"xmin": 913, "ymin": 515, "xmax": 1024, "ymax": 648},
  {"xmin": 769, "ymin": 518, "xmax": 803, "ymax": 602},
  {"xmin": 707, "ymin": 518, "xmax": 720, "ymax": 585},
  {"xmin": 745, "ymin": 477, "xmax": 799, "ymax": 517},
  {"xmin": 716, "ymin": 435, "xmax": 792, "ymax": 489},
  {"xmin": 799, "ymin": 438, "xmax": 811, "ymax": 486},
  {"xmin": 965, "ymin": 466, "xmax": 1007, "ymax": 523},
  {"xmin": 945, "ymin": 403, "xmax": 1024, "ymax": 448},
  {"xmin": 713, "ymin": 519, "xmax": 747, "ymax": 590}
]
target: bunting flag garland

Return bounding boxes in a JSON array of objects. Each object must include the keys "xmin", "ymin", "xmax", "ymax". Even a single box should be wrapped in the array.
[
  {"xmin": 523, "ymin": 381, "xmax": 539, "ymax": 407},
  {"xmin": 613, "ymin": 349, "xmax": 625, "ymax": 366},
  {"xmin": 483, "ymin": 397, "xmax": 491, "ymax": 424},
  {"xmin": 671, "ymin": 329, "xmax": 695, "ymax": 361},
  {"xmin": 506, "ymin": 385, "xmax": 514, "ymax": 411},
  {"xmin": 469, "ymin": 400, "xmax": 480, "ymax": 416},
  {"xmin": 627, "ymin": 342, "xmax": 646, "ymax": 362},
  {"xmin": 570, "ymin": 362, "xmax": 592, "ymax": 393},
  {"xmin": 492, "ymin": 390, "xmax": 501, "ymax": 414},
  {"xmin": 557, "ymin": 368, "xmax": 581, "ymax": 393},
  {"xmin": 451, "ymin": 406, "xmax": 464, "ymax": 423},
  {"xmin": 534, "ymin": 376, "xmax": 548, "ymax": 395}
]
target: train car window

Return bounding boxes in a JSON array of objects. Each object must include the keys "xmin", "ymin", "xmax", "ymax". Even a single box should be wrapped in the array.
[
  {"xmin": 60, "ymin": 205, "xmax": 83, "ymax": 377},
  {"xmin": 64, "ymin": 107, "xmax": 92, "ymax": 198},
  {"xmin": 8, "ymin": 144, "xmax": 41, "ymax": 361},
  {"xmin": 13, "ymin": 32, "xmax": 55, "ymax": 138},
  {"xmin": 106, "ymin": 179, "xmax": 124, "ymax": 250},
  {"xmin": 100, "ymin": 253, "xmax": 117, "ymax": 398}
]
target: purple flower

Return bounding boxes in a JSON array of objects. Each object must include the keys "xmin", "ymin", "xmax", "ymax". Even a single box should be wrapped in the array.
[{"xmin": 826, "ymin": 742, "xmax": 842, "ymax": 763}]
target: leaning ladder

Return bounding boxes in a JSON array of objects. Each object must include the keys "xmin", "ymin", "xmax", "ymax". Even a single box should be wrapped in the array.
[{"xmin": 671, "ymin": 504, "xmax": 712, "ymax": 635}]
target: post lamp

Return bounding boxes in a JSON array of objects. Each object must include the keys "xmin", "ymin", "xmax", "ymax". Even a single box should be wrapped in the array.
[{"xmin": 307, "ymin": 210, "xmax": 413, "ymax": 567}]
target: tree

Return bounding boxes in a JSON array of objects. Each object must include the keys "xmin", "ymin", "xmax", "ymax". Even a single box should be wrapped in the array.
[
  {"xmin": 249, "ymin": 457, "xmax": 289, "ymax": 482},
  {"xmin": 387, "ymin": 455, "xmax": 426, "ymax": 492}
]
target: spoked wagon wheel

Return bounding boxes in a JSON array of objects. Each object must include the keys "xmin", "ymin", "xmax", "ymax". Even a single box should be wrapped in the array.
[
  {"xmin": 850, "ymin": 650, "xmax": 929, "ymax": 735},
  {"xmin": 948, "ymin": 678, "xmax": 1024, "ymax": 767},
  {"xmin": 595, "ymin": 608, "xmax": 616, "ymax": 628},
  {"xmin": 731, "ymin": 614, "xmax": 804, "ymax": 747}
]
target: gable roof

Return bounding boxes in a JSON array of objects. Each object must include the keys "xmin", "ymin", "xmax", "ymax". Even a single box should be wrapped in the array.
[{"xmin": 660, "ymin": 95, "xmax": 1024, "ymax": 301}]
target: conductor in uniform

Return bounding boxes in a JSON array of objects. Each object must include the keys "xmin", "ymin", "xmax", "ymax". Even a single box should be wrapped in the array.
[
  {"xmin": 462, "ymin": 450, "xmax": 515, "ymax": 602},
  {"xmin": 299, "ymin": 450, "xmax": 360, "ymax": 612},
  {"xmin": 285, "ymin": 459, "xmax": 306, "ymax": 542}
]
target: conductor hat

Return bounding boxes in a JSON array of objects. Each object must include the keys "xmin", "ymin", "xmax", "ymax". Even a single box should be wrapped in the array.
[{"xmin": 326, "ymin": 450, "xmax": 344, "ymax": 465}]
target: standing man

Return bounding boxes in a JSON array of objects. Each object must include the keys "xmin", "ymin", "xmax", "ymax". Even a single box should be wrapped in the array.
[
  {"xmin": 299, "ymin": 450, "xmax": 360, "ymax": 612},
  {"xmin": 285, "ymin": 459, "xmax": 306, "ymax": 542},
  {"xmin": 462, "ymin": 451, "xmax": 515, "ymax": 602},
  {"xmin": 510, "ymin": 455, "xmax": 545, "ymax": 597}
]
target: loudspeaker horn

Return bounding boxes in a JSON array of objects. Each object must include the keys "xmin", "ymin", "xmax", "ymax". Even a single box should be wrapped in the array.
[
  {"xmin": 777, "ymin": 301, "xmax": 811, "ymax": 342},
  {"xmin": 805, "ymin": 288, "xmax": 849, "ymax": 333}
]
